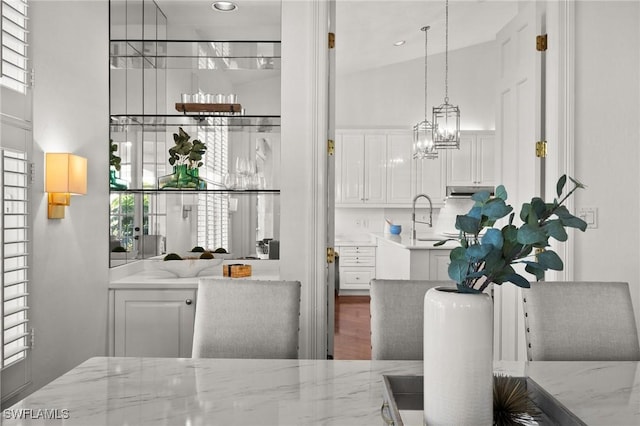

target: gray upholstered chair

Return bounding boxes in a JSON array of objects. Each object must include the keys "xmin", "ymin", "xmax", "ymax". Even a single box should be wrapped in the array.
[
  {"xmin": 192, "ymin": 279, "xmax": 301, "ymax": 359},
  {"xmin": 522, "ymin": 281, "xmax": 640, "ymax": 361},
  {"xmin": 370, "ymin": 279, "xmax": 455, "ymax": 360}
]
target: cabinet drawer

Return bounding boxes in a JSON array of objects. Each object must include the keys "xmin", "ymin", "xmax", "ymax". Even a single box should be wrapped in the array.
[
  {"xmin": 340, "ymin": 256, "xmax": 375, "ymax": 267},
  {"xmin": 340, "ymin": 267, "xmax": 374, "ymax": 290},
  {"xmin": 339, "ymin": 246, "xmax": 375, "ymax": 257}
]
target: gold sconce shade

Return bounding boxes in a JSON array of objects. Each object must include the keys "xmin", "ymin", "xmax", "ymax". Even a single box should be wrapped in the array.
[{"xmin": 45, "ymin": 153, "xmax": 87, "ymax": 219}]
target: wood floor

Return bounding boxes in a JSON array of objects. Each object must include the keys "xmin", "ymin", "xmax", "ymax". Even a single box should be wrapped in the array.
[{"xmin": 333, "ymin": 295, "xmax": 371, "ymax": 359}]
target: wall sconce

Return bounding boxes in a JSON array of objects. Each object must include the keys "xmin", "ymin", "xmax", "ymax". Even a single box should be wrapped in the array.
[{"xmin": 45, "ymin": 153, "xmax": 87, "ymax": 219}]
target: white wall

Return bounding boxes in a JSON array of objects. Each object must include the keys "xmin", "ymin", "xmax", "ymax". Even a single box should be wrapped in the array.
[
  {"xmin": 22, "ymin": 0, "xmax": 109, "ymax": 400},
  {"xmin": 336, "ymin": 40, "xmax": 498, "ymax": 129},
  {"xmin": 573, "ymin": 1, "xmax": 640, "ymax": 331}
]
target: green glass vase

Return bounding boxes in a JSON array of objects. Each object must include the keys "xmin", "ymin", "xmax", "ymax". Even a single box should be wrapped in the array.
[
  {"xmin": 109, "ymin": 168, "xmax": 128, "ymax": 190},
  {"xmin": 158, "ymin": 164, "xmax": 206, "ymax": 189}
]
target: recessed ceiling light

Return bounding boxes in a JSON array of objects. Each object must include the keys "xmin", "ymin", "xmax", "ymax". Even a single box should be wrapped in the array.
[
  {"xmin": 212, "ymin": 1, "xmax": 238, "ymax": 12},
  {"xmin": 393, "ymin": 40, "xmax": 406, "ymax": 47}
]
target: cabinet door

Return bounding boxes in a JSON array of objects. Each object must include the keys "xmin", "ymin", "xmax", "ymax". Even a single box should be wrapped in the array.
[
  {"xmin": 429, "ymin": 250, "xmax": 452, "ymax": 281},
  {"xmin": 363, "ymin": 134, "xmax": 387, "ymax": 204},
  {"xmin": 416, "ymin": 154, "xmax": 445, "ymax": 203},
  {"xmin": 114, "ymin": 289, "xmax": 196, "ymax": 357},
  {"xmin": 476, "ymin": 133, "xmax": 496, "ymax": 186},
  {"xmin": 340, "ymin": 133, "xmax": 365, "ymax": 204},
  {"xmin": 386, "ymin": 132, "xmax": 415, "ymax": 204},
  {"xmin": 447, "ymin": 133, "xmax": 475, "ymax": 186}
]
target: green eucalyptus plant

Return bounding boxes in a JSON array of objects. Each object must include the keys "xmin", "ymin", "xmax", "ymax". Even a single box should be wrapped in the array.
[
  {"xmin": 110, "ymin": 139, "xmax": 121, "ymax": 171},
  {"xmin": 169, "ymin": 127, "xmax": 207, "ymax": 169},
  {"xmin": 435, "ymin": 175, "xmax": 587, "ymax": 293}
]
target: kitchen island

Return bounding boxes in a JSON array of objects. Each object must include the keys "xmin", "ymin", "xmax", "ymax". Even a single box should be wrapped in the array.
[
  {"xmin": 372, "ymin": 232, "xmax": 459, "ymax": 281},
  {"xmin": 4, "ymin": 357, "xmax": 638, "ymax": 425}
]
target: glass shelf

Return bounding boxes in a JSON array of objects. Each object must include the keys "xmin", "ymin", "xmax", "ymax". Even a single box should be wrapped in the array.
[
  {"xmin": 110, "ymin": 40, "xmax": 281, "ymax": 71},
  {"xmin": 109, "ymin": 115, "xmax": 280, "ymax": 132},
  {"xmin": 110, "ymin": 189, "xmax": 280, "ymax": 194}
]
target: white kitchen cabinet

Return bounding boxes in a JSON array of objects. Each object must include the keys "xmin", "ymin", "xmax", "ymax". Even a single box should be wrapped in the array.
[
  {"xmin": 336, "ymin": 132, "xmax": 386, "ymax": 205},
  {"xmin": 336, "ymin": 129, "xmax": 445, "ymax": 207},
  {"xmin": 112, "ymin": 289, "xmax": 196, "ymax": 357},
  {"xmin": 338, "ymin": 245, "xmax": 376, "ymax": 291},
  {"xmin": 415, "ymin": 148, "xmax": 446, "ymax": 204},
  {"xmin": 386, "ymin": 132, "xmax": 414, "ymax": 204},
  {"xmin": 446, "ymin": 131, "xmax": 497, "ymax": 187}
]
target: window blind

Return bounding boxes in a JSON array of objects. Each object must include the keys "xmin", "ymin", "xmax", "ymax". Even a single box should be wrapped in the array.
[
  {"xmin": 197, "ymin": 118, "xmax": 229, "ymax": 250},
  {"xmin": 2, "ymin": 149, "xmax": 30, "ymax": 367},
  {"xmin": 1, "ymin": 0, "xmax": 28, "ymax": 94}
]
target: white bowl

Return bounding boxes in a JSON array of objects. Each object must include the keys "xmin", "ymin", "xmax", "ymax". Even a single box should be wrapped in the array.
[
  {"xmin": 213, "ymin": 252, "xmax": 235, "ymax": 260},
  {"xmin": 154, "ymin": 257, "xmax": 223, "ymax": 278}
]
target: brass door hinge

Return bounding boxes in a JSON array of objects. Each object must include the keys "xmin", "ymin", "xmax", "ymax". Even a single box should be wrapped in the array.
[
  {"xmin": 536, "ymin": 34, "xmax": 548, "ymax": 51},
  {"xmin": 327, "ymin": 247, "xmax": 336, "ymax": 264},
  {"xmin": 535, "ymin": 140, "xmax": 547, "ymax": 158},
  {"xmin": 328, "ymin": 32, "xmax": 335, "ymax": 49},
  {"xmin": 327, "ymin": 139, "xmax": 335, "ymax": 156}
]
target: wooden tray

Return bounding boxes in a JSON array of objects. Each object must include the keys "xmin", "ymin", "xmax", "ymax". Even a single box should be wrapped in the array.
[
  {"xmin": 382, "ymin": 375, "xmax": 583, "ymax": 426},
  {"xmin": 175, "ymin": 103, "xmax": 242, "ymax": 113}
]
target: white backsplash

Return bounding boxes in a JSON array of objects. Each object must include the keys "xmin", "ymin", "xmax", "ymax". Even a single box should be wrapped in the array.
[{"xmin": 335, "ymin": 207, "xmax": 442, "ymax": 240}]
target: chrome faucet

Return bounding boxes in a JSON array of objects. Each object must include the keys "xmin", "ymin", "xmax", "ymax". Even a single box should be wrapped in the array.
[{"xmin": 412, "ymin": 194, "xmax": 433, "ymax": 240}]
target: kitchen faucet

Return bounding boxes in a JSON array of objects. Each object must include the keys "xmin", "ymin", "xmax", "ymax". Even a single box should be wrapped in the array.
[{"xmin": 412, "ymin": 194, "xmax": 433, "ymax": 240}]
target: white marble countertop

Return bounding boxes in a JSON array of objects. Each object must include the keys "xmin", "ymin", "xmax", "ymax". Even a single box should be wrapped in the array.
[
  {"xmin": 109, "ymin": 259, "xmax": 281, "ymax": 289},
  {"xmin": 370, "ymin": 232, "xmax": 460, "ymax": 250},
  {"xmin": 4, "ymin": 357, "xmax": 638, "ymax": 425}
]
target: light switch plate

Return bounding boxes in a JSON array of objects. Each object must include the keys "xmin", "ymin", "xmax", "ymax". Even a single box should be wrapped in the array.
[{"xmin": 577, "ymin": 207, "xmax": 598, "ymax": 229}]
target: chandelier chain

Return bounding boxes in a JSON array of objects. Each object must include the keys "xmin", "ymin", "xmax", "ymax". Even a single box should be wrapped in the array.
[
  {"xmin": 444, "ymin": 0, "xmax": 449, "ymax": 103},
  {"xmin": 422, "ymin": 26, "xmax": 429, "ymax": 120}
]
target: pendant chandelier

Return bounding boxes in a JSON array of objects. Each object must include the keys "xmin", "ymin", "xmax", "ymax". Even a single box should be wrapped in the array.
[
  {"xmin": 433, "ymin": 0, "xmax": 461, "ymax": 149},
  {"xmin": 413, "ymin": 26, "xmax": 438, "ymax": 160}
]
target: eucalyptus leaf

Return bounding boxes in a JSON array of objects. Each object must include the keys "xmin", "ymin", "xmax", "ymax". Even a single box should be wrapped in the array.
[
  {"xmin": 504, "ymin": 273, "xmax": 531, "ymax": 288},
  {"xmin": 449, "ymin": 259, "xmax": 470, "ymax": 284},
  {"xmin": 544, "ymin": 219, "xmax": 568, "ymax": 241},
  {"xmin": 517, "ymin": 224, "xmax": 547, "ymax": 245},
  {"xmin": 482, "ymin": 199, "xmax": 513, "ymax": 220},
  {"xmin": 556, "ymin": 174, "xmax": 567, "ymax": 197},
  {"xmin": 537, "ymin": 250, "xmax": 564, "ymax": 270},
  {"xmin": 450, "ymin": 246, "xmax": 467, "ymax": 260},
  {"xmin": 520, "ymin": 203, "xmax": 531, "ymax": 222},
  {"xmin": 495, "ymin": 185, "xmax": 508, "ymax": 200},
  {"xmin": 472, "ymin": 191, "xmax": 491, "ymax": 203},
  {"xmin": 456, "ymin": 215, "xmax": 481, "ymax": 234},
  {"xmin": 524, "ymin": 262, "xmax": 545, "ymax": 281},
  {"xmin": 466, "ymin": 244, "xmax": 492, "ymax": 261},
  {"xmin": 482, "ymin": 228, "xmax": 504, "ymax": 249}
]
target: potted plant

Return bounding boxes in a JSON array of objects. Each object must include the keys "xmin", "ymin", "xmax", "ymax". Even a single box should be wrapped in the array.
[
  {"xmin": 422, "ymin": 175, "xmax": 587, "ymax": 426},
  {"xmin": 109, "ymin": 139, "xmax": 127, "ymax": 190},
  {"xmin": 159, "ymin": 127, "xmax": 207, "ymax": 189}
]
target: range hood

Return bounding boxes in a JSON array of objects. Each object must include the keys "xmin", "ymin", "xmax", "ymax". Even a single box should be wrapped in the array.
[{"xmin": 446, "ymin": 185, "xmax": 495, "ymax": 198}]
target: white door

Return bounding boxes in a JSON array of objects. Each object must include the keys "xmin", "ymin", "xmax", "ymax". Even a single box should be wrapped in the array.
[
  {"xmin": 326, "ymin": 0, "xmax": 336, "ymax": 358},
  {"xmin": 494, "ymin": 2, "xmax": 543, "ymax": 362}
]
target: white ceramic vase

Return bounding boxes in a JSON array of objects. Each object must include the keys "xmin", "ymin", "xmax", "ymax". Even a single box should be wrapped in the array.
[{"xmin": 423, "ymin": 286, "xmax": 494, "ymax": 426}]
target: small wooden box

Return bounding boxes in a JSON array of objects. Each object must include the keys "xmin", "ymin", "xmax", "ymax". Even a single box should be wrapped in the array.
[{"xmin": 223, "ymin": 264, "xmax": 252, "ymax": 278}]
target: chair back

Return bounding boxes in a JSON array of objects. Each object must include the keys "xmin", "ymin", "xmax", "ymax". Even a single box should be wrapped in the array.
[
  {"xmin": 192, "ymin": 279, "xmax": 301, "ymax": 359},
  {"xmin": 370, "ymin": 279, "xmax": 454, "ymax": 360},
  {"xmin": 522, "ymin": 281, "xmax": 640, "ymax": 361}
]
